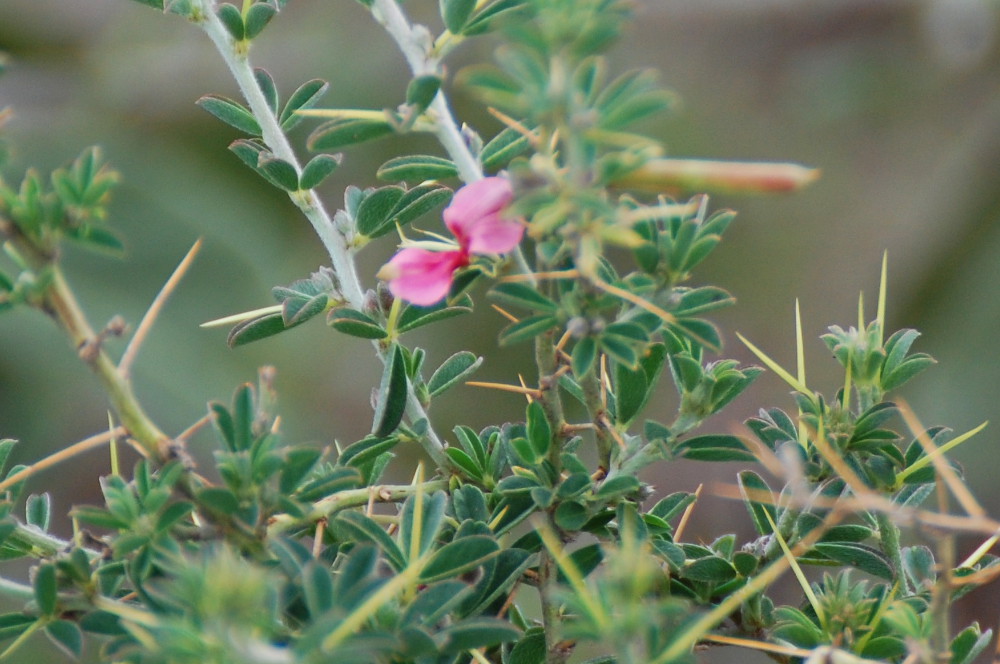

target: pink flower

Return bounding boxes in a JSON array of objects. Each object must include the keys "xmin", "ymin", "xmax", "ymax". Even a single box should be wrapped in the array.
[
  {"xmin": 444, "ymin": 177, "xmax": 521, "ymax": 254},
  {"xmin": 380, "ymin": 248, "xmax": 467, "ymax": 306},
  {"xmin": 379, "ymin": 177, "xmax": 522, "ymax": 306}
]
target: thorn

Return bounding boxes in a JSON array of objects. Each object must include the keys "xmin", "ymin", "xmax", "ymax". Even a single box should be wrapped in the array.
[
  {"xmin": 673, "ymin": 483, "xmax": 703, "ymax": 542},
  {"xmin": 499, "ymin": 269, "xmax": 579, "ymax": 282},
  {"xmin": 487, "ymin": 107, "xmax": 540, "ymax": 146},
  {"xmin": 466, "ymin": 381, "xmax": 542, "ymax": 398},
  {"xmin": 491, "ymin": 304, "xmax": 520, "ymax": 323},
  {"xmin": 120, "ymin": 238, "xmax": 203, "ymax": 379}
]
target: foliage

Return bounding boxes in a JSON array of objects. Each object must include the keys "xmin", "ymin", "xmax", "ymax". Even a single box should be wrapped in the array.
[{"xmin": 0, "ymin": 1, "xmax": 996, "ymax": 664}]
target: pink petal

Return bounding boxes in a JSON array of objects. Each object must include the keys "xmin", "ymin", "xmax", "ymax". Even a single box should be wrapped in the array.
[
  {"xmin": 379, "ymin": 248, "xmax": 467, "ymax": 306},
  {"xmin": 443, "ymin": 177, "xmax": 515, "ymax": 242},
  {"xmin": 463, "ymin": 212, "xmax": 524, "ymax": 254}
]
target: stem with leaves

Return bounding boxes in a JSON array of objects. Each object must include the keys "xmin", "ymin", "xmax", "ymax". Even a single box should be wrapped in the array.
[{"xmin": 193, "ymin": 0, "xmax": 455, "ymax": 467}]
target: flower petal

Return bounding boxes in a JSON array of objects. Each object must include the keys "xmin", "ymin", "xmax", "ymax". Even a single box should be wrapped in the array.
[
  {"xmin": 463, "ymin": 212, "xmax": 524, "ymax": 254},
  {"xmin": 443, "ymin": 177, "xmax": 515, "ymax": 242},
  {"xmin": 379, "ymin": 248, "xmax": 466, "ymax": 306}
]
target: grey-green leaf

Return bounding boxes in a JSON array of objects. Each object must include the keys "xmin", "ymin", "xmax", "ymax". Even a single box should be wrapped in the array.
[
  {"xmin": 244, "ymin": 2, "xmax": 276, "ymax": 40},
  {"xmin": 196, "ymin": 94, "xmax": 260, "ymax": 135},
  {"xmin": 299, "ymin": 153, "xmax": 342, "ymax": 190},
  {"xmin": 377, "ymin": 155, "xmax": 458, "ymax": 183},
  {"xmin": 280, "ymin": 79, "xmax": 329, "ymax": 130},
  {"xmin": 428, "ymin": 351, "xmax": 483, "ymax": 397},
  {"xmin": 372, "ymin": 345, "xmax": 408, "ymax": 437},
  {"xmin": 419, "ymin": 535, "xmax": 500, "ymax": 583},
  {"xmin": 216, "ymin": 3, "xmax": 244, "ymax": 39},
  {"xmin": 307, "ymin": 117, "xmax": 394, "ymax": 151},
  {"xmin": 440, "ymin": 0, "xmax": 476, "ymax": 33}
]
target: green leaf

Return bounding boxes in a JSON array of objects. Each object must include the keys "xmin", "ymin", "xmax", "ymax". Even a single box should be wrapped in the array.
[
  {"xmin": 405, "ymin": 75, "xmax": 442, "ymax": 113},
  {"xmin": 681, "ymin": 556, "xmax": 737, "ymax": 583},
  {"xmin": 282, "ymin": 292, "xmax": 327, "ymax": 327},
  {"xmin": 299, "ymin": 153, "xmax": 342, "ymax": 190},
  {"xmin": 253, "ymin": 68, "xmax": 278, "ymax": 113},
  {"xmin": 614, "ymin": 342, "xmax": 666, "ymax": 426},
  {"xmin": 328, "ymin": 307, "xmax": 387, "ymax": 339},
  {"xmin": 79, "ymin": 611, "xmax": 125, "ymax": 636},
  {"xmin": 420, "ymin": 535, "xmax": 500, "ymax": 583},
  {"xmin": 671, "ymin": 286, "xmax": 735, "ymax": 317},
  {"xmin": 902, "ymin": 545, "xmax": 936, "ymax": 587},
  {"xmin": 508, "ymin": 630, "xmax": 546, "ymax": 664},
  {"xmin": 397, "ymin": 296, "xmax": 472, "ymax": 333},
  {"xmin": 196, "ymin": 94, "xmax": 260, "ymax": 135},
  {"xmin": 385, "ymin": 185, "xmax": 453, "ymax": 231},
  {"xmin": 554, "ymin": 500, "xmax": 589, "ymax": 530},
  {"xmin": 280, "ymin": 79, "xmax": 329, "ymax": 130},
  {"xmin": 499, "ymin": 314, "xmax": 558, "ymax": 346},
  {"xmin": 377, "ymin": 155, "xmax": 458, "ymax": 182},
  {"xmin": 196, "ymin": 487, "xmax": 240, "ymax": 516},
  {"xmin": 436, "ymin": 617, "xmax": 520, "ymax": 654},
  {"xmin": 307, "ymin": 117, "xmax": 394, "ymax": 151},
  {"xmin": 428, "ymin": 351, "xmax": 483, "ymax": 397},
  {"xmin": 950, "ymin": 624, "xmax": 993, "ymax": 664},
  {"xmin": 440, "ymin": 0, "xmax": 476, "ymax": 32},
  {"xmin": 155, "ymin": 501, "xmax": 194, "ymax": 532},
  {"xmin": 244, "ymin": 2, "xmax": 277, "ymax": 40},
  {"xmin": 216, "ymin": 3, "xmax": 244, "ymax": 40},
  {"xmin": 596, "ymin": 475, "xmax": 640, "ymax": 501},
  {"xmin": 600, "ymin": 334, "xmax": 637, "ymax": 368},
  {"xmin": 372, "ymin": 344, "xmax": 408, "ymax": 437},
  {"xmin": 279, "ymin": 447, "xmax": 322, "ymax": 494},
  {"xmin": 481, "ymin": 126, "xmax": 531, "ymax": 171},
  {"xmin": 402, "ymin": 580, "xmax": 470, "ymax": 626},
  {"xmin": 227, "ymin": 313, "xmax": 285, "ymax": 348},
  {"xmin": 737, "ymin": 471, "xmax": 775, "ymax": 536},
  {"xmin": 257, "ymin": 153, "xmax": 300, "ymax": 191},
  {"xmin": 65, "ymin": 224, "xmax": 125, "ymax": 255},
  {"xmin": 463, "ymin": 0, "xmax": 530, "ymax": 36},
  {"xmin": 45, "ymin": 620, "xmax": 83, "ymax": 658},
  {"xmin": 526, "ymin": 401, "xmax": 551, "ymax": 459},
  {"xmin": 678, "ymin": 434, "xmax": 755, "ymax": 462},
  {"xmin": 34, "ymin": 563, "xmax": 57, "ymax": 615},
  {"xmin": 340, "ymin": 435, "xmax": 399, "ymax": 468},
  {"xmin": 337, "ymin": 511, "xmax": 406, "ymax": 571},
  {"xmin": 490, "ymin": 282, "xmax": 558, "ymax": 312},
  {"xmin": 446, "ymin": 448, "xmax": 482, "ymax": 480},
  {"xmin": 571, "ymin": 337, "xmax": 597, "ymax": 378},
  {"xmin": 811, "ymin": 542, "xmax": 893, "ymax": 579},
  {"xmin": 399, "ymin": 491, "xmax": 447, "ymax": 560},
  {"xmin": 356, "ymin": 186, "xmax": 405, "ymax": 237},
  {"xmin": 303, "ymin": 561, "xmax": 334, "ymax": 617},
  {"xmin": 25, "ymin": 493, "xmax": 51, "ymax": 532}
]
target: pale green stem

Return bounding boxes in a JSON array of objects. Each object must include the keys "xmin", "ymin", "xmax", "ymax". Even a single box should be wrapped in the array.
[
  {"xmin": 195, "ymin": 4, "xmax": 365, "ymax": 308},
  {"xmin": 370, "ymin": 0, "xmax": 536, "ymax": 285},
  {"xmin": 195, "ymin": 1, "xmax": 449, "ymax": 466},
  {"xmin": 0, "ymin": 577, "xmax": 34, "ymax": 601},
  {"xmin": 267, "ymin": 480, "xmax": 448, "ymax": 535}
]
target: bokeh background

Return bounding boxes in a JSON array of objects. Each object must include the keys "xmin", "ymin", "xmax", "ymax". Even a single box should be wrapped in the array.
[{"xmin": 2, "ymin": 0, "xmax": 1000, "ymax": 661}]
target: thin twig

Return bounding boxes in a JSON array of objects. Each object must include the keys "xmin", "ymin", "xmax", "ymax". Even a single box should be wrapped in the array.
[
  {"xmin": 119, "ymin": 238, "xmax": 203, "ymax": 380},
  {"xmin": 465, "ymin": 381, "xmax": 542, "ymax": 398},
  {"xmin": 672, "ymin": 483, "xmax": 702, "ymax": 542},
  {"xmin": 0, "ymin": 427, "xmax": 126, "ymax": 494},
  {"xmin": 897, "ymin": 399, "xmax": 986, "ymax": 519}
]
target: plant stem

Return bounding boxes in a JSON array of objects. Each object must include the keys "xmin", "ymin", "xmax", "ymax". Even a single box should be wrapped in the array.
[
  {"xmin": 580, "ymin": 369, "xmax": 613, "ymax": 470},
  {"xmin": 370, "ymin": 0, "xmax": 482, "ymax": 184},
  {"xmin": 195, "ymin": 0, "xmax": 451, "ymax": 467},
  {"xmin": 267, "ymin": 479, "xmax": 448, "ymax": 535},
  {"xmin": 195, "ymin": 5, "xmax": 364, "ymax": 308},
  {"xmin": 876, "ymin": 511, "xmax": 909, "ymax": 595},
  {"xmin": 43, "ymin": 267, "xmax": 170, "ymax": 460},
  {"xmin": 369, "ymin": 0, "xmax": 537, "ymax": 286}
]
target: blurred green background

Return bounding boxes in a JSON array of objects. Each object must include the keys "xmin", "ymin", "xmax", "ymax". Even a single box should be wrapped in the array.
[{"xmin": 2, "ymin": 0, "xmax": 1000, "ymax": 661}]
